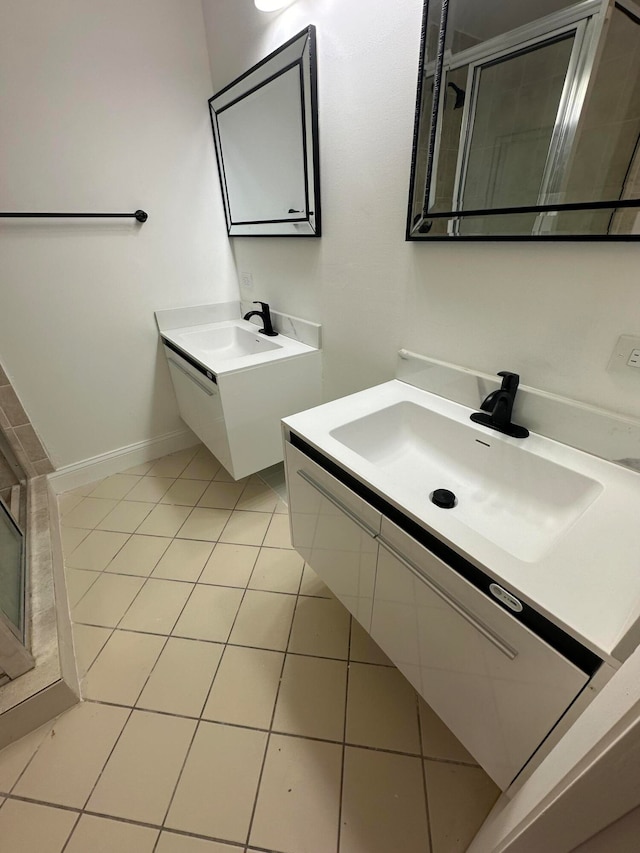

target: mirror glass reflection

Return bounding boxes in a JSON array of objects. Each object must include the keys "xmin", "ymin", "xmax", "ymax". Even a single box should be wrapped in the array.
[
  {"xmin": 407, "ymin": 0, "xmax": 640, "ymax": 239},
  {"xmin": 209, "ymin": 26, "xmax": 320, "ymax": 237}
]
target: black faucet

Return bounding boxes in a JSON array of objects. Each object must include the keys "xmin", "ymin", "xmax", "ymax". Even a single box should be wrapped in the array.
[
  {"xmin": 242, "ymin": 301, "xmax": 278, "ymax": 337},
  {"xmin": 470, "ymin": 371, "xmax": 529, "ymax": 438}
]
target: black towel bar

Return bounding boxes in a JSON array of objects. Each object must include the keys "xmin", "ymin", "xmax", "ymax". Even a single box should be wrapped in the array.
[{"xmin": 0, "ymin": 210, "xmax": 148, "ymax": 222}]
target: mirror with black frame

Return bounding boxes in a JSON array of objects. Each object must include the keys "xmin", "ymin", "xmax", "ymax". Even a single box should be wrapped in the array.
[
  {"xmin": 407, "ymin": 0, "xmax": 640, "ymax": 240},
  {"xmin": 209, "ymin": 25, "xmax": 320, "ymax": 237}
]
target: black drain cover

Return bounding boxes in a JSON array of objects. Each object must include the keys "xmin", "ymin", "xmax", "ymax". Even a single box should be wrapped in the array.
[{"xmin": 430, "ymin": 489, "xmax": 457, "ymax": 509}]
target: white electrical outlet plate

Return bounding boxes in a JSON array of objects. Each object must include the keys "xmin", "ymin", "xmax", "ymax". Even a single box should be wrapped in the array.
[
  {"xmin": 628, "ymin": 348, "xmax": 640, "ymax": 368},
  {"xmin": 240, "ymin": 272, "xmax": 254, "ymax": 291},
  {"xmin": 608, "ymin": 335, "xmax": 640, "ymax": 374}
]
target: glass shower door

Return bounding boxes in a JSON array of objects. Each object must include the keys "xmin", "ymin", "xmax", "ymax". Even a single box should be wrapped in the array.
[
  {"xmin": 0, "ymin": 497, "xmax": 25, "ymax": 640},
  {"xmin": 454, "ymin": 27, "xmax": 583, "ymax": 235}
]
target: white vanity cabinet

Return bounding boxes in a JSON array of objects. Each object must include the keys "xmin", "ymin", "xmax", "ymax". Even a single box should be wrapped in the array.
[
  {"xmin": 285, "ymin": 442, "xmax": 381, "ymax": 631},
  {"xmin": 284, "ymin": 436, "xmax": 595, "ymax": 790},
  {"xmin": 163, "ymin": 335, "xmax": 322, "ymax": 480},
  {"xmin": 372, "ymin": 518, "xmax": 589, "ymax": 789}
]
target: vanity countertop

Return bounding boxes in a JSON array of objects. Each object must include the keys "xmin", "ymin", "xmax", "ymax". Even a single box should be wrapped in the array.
[
  {"xmin": 283, "ymin": 380, "xmax": 640, "ymax": 663},
  {"xmin": 161, "ymin": 318, "xmax": 318, "ymax": 377}
]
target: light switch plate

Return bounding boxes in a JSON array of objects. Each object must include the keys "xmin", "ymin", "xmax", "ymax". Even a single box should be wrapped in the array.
[{"xmin": 608, "ymin": 335, "xmax": 640, "ymax": 374}]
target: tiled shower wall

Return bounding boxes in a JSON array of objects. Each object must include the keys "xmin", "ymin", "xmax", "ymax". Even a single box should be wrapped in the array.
[{"xmin": 0, "ymin": 361, "xmax": 53, "ymax": 480}]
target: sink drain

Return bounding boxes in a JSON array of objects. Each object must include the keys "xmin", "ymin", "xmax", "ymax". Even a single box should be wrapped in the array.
[{"xmin": 430, "ymin": 489, "xmax": 457, "ymax": 509}]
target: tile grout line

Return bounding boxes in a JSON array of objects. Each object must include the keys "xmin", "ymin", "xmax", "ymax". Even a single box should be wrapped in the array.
[
  {"xmin": 416, "ymin": 696, "xmax": 435, "ymax": 853},
  {"xmin": 6, "ymin": 721, "xmax": 59, "ymax": 798},
  {"xmin": 79, "ymin": 706, "xmax": 136, "ymax": 813},
  {"xmin": 73, "ymin": 572, "xmax": 332, "ymax": 593},
  {"xmin": 71, "ymin": 622, "xmax": 396, "ymax": 668},
  {"xmin": 66, "ymin": 568, "xmax": 103, "ymax": 614},
  {"xmin": 77, "ymin": 696, "xmax": 480, "ymax": 765},
  {"xmin": 151, "ymin": 717, "xmax": 202, "ymax": 853},
  {"xmin": 58, "ymin": 809, "xmax": 85, "ymax": 853},
  {"xmin": 336, "ymin": 615, "xmax": 353, "ymax": 853},
  {"xmin": 243, "ymin": 545, "xmax": 306, "ymax": 849},
  {"xmin": 64, "ymin": 514, "xmax": 280, "ymax": 545},
  {"xmin": 0, "ymin": 791, "xmax": 255, "ymax": 851}
]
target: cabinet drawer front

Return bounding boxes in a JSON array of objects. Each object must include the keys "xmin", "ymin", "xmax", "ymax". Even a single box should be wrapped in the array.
[
  {"xmin": 372, "ymin": 518, "xmax": 589, "ymax": 789},
  {"xmin": 165, "ymin": 348, "xmax": 232, "ymax": 471},
  {"xmin": 285, "ymin": 442, "xmax": 381, "ymax": 630}
]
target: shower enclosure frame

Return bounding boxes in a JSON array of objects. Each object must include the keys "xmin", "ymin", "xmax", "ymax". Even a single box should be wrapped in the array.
[
  {"xmin": 0, "ymin": 434, "xmax": 34, "ymax": 679},
  {"xmin": 432, "ymin": 0, "xmax": 606, "ymax": 236},
  {"xmin": 409, "ymin": 0, "xmax": 640, "ymax": 239}
]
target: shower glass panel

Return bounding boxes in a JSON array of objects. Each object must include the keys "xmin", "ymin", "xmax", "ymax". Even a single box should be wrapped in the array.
[
  {"xmin": 458, "ymin": 34, "xmax": 576, "ymax": 235},
  {"xmin": 0, "ymin": 499, "xmax": 24, "ymax": 639}
]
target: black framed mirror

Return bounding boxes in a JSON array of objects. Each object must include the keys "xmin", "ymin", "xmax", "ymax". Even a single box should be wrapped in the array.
[
  {"xmin": 406, "ymin": 0, "xmax": 640, "ymax": 240},
  {"xmin": 209, "ymin": 25, "xmax": 320, "ymax": 237}
]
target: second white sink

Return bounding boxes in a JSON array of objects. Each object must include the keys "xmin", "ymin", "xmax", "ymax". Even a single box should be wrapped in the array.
[{"xmin": 329, "ymin": 400, "xmax": 602, "ymax": 562}]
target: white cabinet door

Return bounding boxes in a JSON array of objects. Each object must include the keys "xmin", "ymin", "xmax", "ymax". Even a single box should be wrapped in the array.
[
  {"xmin": 371, "ymin": 518, "xmax": 590, "ymax": 789},
  {"xmin": 165, "ymin": 348, "xmax": 232, "ymax": 472},
  {"xmin": 285, "ymin": 442, "xmax": 381, "ymax": 630}
]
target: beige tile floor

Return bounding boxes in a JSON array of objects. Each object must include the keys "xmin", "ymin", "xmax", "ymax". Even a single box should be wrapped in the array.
[{"xmin": 0, "ymin": 444, "xmax": 499, "ymax": 852}]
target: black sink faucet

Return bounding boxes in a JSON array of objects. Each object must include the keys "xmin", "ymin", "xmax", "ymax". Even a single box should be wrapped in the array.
[
  {"xmin": 243, "ymin": 301, "xmax": 278, "ymax": 337},
  {"xmin": 470, "ymin": 371, "xmax": 529, "ymax": 438}
]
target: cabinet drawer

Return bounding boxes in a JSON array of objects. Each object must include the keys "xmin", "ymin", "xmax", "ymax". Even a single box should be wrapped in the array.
[
  {"xmin": 165, "ymin": 347, "xmax": 232, "ymax": 471},
  {"xmin": 372, "ymin": 517, "xmax": 589, "ymax": 789},
  {"xmin": 285, "ymin": 441, "xmax": 381, "ymax": 630}
]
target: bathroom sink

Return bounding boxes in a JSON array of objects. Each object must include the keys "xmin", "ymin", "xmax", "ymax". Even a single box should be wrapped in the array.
[
  {"xmin": 159, "ymin": 312, "xmax": 322, "ymax": 480},
  {"xmin": 178, "ymin": 325, "xmax": 281, "ymax": 361},
  {"xmin": 284, "ymin": 378, "xmax": 640, "ymax": 660},
  {"xmin": 329, "ymin": 401, "xmax": 602, "ymax": 562},
  {"xmin": 161, "ymin": 319, "xmax": 315, "ymax": 376}
]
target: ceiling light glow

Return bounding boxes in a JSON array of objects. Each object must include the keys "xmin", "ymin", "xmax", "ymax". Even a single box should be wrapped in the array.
[{"xmin": 254, "ymin": 0, "xmax": 294, "ymax": 11}]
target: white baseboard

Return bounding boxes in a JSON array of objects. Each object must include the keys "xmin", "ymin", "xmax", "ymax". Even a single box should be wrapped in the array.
[{"xmin": 48, "ymin": 428, "xmax": 198, "ymax": 493}]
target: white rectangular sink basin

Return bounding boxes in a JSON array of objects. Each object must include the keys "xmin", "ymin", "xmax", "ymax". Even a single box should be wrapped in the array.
[
  {"xmin": 329, "ymin": 401, "xmax": 602, "ymax": 562},
  {"xmin": 162, "ymin": 319, "xmax": 315, "ymax": 376},
  {"xmin": 178, "ymin": 325, "xmax": 281, "ymax": 360}
]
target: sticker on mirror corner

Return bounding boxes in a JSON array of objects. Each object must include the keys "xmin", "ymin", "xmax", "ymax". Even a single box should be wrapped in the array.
[{"xmin": 489, "ymin": 583, "xmax": 523, "ymax": 613}]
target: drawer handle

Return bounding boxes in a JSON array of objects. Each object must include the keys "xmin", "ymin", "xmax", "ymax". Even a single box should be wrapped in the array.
[
  {"xmin": 377, "ymin": 537, "xmax": 518, "ymax": 661},
  {"xmin": 167, "ymin": 357, "xmax": 215, "ymax": 397},
  {"xmin": 296, "ymin": 469, "xmax": 378, "ymax": 538}
]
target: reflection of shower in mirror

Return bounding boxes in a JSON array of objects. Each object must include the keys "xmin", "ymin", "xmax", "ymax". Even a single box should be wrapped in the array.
[{"xmin": 407, "ymin": 0, "xmax": 640, "ymax": 240}]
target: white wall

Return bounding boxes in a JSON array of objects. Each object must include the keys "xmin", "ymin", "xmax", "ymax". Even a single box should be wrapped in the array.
[
  {"xmin": 202, "ymin": 0, "xmax": 640, "ymax": 420},
  {"xmin": 0, "ymin": 0, "xmax": 236, "ymax": 467}
]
